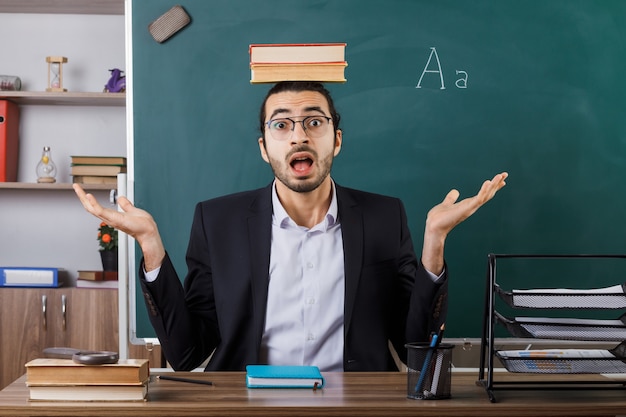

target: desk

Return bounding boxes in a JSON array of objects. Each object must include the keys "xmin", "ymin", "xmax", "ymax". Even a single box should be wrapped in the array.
[{"xmin": 0, "ymin": 371, "xmax": 625, "ymax": 417}]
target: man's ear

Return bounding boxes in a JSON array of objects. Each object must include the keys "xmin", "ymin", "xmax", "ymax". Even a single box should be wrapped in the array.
[
  {"xmin": 258, "ymin": 137, "xmax": 270, "ymax": 163},
  {"xmin": 333, "ymin": 129, "xmax": 342, "ymax": 157}
]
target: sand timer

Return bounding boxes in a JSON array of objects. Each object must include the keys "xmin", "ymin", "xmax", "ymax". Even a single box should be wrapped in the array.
[{"xmin": 46, "ymin": 56, "xmax": 68, "ymax": 92}]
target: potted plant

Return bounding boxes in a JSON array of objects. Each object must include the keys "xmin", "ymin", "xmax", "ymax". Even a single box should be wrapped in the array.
[{"xmin": 98, "ymin": 222, "xmax": 118, "ymax": 271}]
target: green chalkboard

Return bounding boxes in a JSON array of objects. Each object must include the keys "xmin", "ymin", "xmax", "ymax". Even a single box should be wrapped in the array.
[{"xmin": 131, "ymin": 0, "xmax": 626, "ymax": 340}]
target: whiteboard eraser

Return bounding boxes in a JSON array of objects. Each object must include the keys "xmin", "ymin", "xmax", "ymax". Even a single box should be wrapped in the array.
[{"xmin": 148, "ymin": 5, "xmax": 191, "ymax": 43}]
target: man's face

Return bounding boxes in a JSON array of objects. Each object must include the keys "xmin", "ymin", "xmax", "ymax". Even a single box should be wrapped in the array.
[{"xmin": 258, "ymin": 90, "xmax": 342, "ymax": 193}]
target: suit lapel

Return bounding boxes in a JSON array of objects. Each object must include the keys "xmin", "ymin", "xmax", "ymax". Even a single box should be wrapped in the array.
[
  {"xmin": 336, "ymin": 185, "xmax": 363, "ymax": 334},
  {"xmin": 247, "ymin": 185, "xmax": 273, "ymax": 351}
]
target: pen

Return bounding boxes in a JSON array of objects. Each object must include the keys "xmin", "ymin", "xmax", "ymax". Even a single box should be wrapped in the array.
[
  {"xmin": 414, "ymin": 333, "xmax": 438, "ymax": 394},
  {"xmin": 156, "ymin": 375, "xmax": 213, "ymax": 386}
]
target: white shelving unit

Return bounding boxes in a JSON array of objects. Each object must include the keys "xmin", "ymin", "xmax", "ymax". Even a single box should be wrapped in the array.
[{"xmin": 0, "ymin": 0, "xmax": 126, "ymax": 282}]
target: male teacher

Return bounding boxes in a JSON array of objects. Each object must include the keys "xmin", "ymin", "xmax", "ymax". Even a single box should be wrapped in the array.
[{"xmin": 74, "ymin": 81, "xmax": 507, "ymax": 372}]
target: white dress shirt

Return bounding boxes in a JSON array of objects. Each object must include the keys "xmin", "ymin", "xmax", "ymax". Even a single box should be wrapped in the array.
[{"xmin": 258, "ymin": 181, "xmax": 345, "ymax": 371}]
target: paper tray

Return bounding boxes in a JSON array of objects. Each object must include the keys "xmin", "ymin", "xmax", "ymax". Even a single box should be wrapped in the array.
[
  {"xmin": 495, "ymin": 349, "xmax": 626, "ymax": 374},
  {"xmin": 495, "ymin": 283, "xmax": 626, "ymax": 309},
  {"xmin": 494, "ymin": 312, "xmax": 626, "ymax": 341}
]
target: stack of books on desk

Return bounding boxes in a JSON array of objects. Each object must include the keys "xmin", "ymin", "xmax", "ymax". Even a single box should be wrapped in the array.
[
  {"xmin": 25, "ymin": 358, "xmax": 149, "ymax": 401},
  {"xmin": 249, "ymin": 43, "xmax": 347, "ymax": 83},
  {"xmin": 70, "ymin": 155, "xmax": 127, "ymax": 185}
]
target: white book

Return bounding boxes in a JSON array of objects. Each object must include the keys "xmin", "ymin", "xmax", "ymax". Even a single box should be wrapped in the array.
[
  {"xmin": 76, "ymin": 279, "xmax": 118, "ymax": 289},
  {"xmin": 249, "ymin": 43, "xmax": 346, "ymax": 63},
  {"xmin": 28, "ymin": 383, "xmax": 147, "ymax": 401}
]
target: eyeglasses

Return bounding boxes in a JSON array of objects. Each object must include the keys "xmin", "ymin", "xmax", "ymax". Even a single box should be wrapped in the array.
[{"xmin": 265, "ymin": 115, "xmax": 333, "ymax": 141}]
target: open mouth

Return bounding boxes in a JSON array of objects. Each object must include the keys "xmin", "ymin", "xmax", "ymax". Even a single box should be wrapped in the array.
[
  {"xmin": 291, "ymin": 156, "xmax": 313, "ymax": 173},
  {"xmin": 289, "ymin": 152, "xmax": 314, "ymax": 175}
]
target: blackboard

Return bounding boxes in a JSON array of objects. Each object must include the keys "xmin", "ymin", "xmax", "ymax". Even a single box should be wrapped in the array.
[{"xmin": 131, "ymin": 0, "xmax": 626, "ymax": 341}]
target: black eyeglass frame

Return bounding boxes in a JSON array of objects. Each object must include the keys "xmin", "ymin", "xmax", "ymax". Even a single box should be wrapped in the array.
[{"xmin": 265, "ymin": 115, "xmax": 333, "ymax": 139}]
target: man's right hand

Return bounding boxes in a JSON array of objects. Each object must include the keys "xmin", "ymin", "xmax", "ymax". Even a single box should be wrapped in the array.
[{"xmin": 73, "ymin": 184, "xmax": 166, "ymax": 271}]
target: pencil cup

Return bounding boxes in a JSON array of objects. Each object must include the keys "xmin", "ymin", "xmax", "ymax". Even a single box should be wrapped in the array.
[{"xmin": 405, "ymin": 342, "xmax": 454, "ymax": 400}]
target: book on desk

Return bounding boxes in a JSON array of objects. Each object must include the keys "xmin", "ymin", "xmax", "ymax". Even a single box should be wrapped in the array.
[
  {"xmin": 25, "ymin": 358, "xmax": 149, "ymax": 401},
  {"xmin": 245, "ymin": 365, "xmax": 325, "ymax": 389}
]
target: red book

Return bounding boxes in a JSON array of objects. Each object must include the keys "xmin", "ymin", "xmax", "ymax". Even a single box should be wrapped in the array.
[{"xmin": 0, "ymin": 100, "xmax": 19, "ymax": 182}]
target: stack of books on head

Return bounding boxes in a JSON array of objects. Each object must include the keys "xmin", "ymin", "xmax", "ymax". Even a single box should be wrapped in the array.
[
  {"xmin": 249, "ymin": 43, "xmax": 347, "ymax": 84},
  {"xmin": 25, "ymin": 358, "xmax": 150, "ymax": 401},
  {"xmin": 70, "ymin": 155, "xmax": 127, "ymax": 185},
  {"xmin": 76, "ymin": 270, "xmax": 119, "ymax": 289}
]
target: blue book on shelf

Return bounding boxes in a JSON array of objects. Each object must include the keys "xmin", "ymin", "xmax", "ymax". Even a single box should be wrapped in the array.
[
  {"xmin": 0, "ymin": 267, "xmax": 62, "ymax": 287},
  {"xmin": 246, "ymin": 365, "xmax": 325, "ymax": 389}
]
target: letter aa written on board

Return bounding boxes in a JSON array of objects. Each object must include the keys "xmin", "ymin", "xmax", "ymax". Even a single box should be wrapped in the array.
[{"xmin": 416, "ymin": 47, "xmax": 468, "ymax": 90}]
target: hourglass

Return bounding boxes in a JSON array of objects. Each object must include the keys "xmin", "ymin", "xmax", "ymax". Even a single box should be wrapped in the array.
[{"xmin": 46, "ymin": 56, "xmax": 68, "ymax": 92}]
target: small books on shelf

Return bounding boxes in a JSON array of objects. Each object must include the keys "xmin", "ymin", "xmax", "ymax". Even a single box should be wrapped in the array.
[
  {"xmin": 70, "ymin": 156, "xmax": 127, "ymax": 165},
  {"xmin": 249, "ymin": 43, "xmax": 347, "ymax": 83},
  {"xmin": 70, "ymin": 155, "xmax": 127, "ymax": 184},
  {"xmin": 71, "ymin": 165, "xmax": 127, "ymax": 176},
  {"xmin": 0, "ymin": 267, "xmax": 63, "ymax": 287},
  {"xmin": 78, "ymin": 270, "xmax": 118, "ymax": 281},
  {"xmin": 25, "ymin": 358, "xmax": 149, "ymax": 401},
  {"xmin": 245, "ymin": 365, "xmax": 325, "ymax": 388},
  {"xmin": 72, "ymin": 175, "xmax": 118, "ymax": 185},
  {"xmin": 76, "ymin": 280, "xmax": 119, "ymax": 289},
  {"xmin": 77, "ymin": 270, "xmax": 119, "ymax": 289}
]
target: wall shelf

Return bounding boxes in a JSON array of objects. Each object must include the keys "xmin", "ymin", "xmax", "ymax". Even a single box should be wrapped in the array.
[
  {"xmin": 0, "ymin": 0, "xmax": 123, "ymax": 15},
  {"xmin": 0, "ymin": 182, "xmax": 116, "ymax": 191},
  {"xmin": 0, "ymin": 91, "xmax": 125, "ymax": 107}
]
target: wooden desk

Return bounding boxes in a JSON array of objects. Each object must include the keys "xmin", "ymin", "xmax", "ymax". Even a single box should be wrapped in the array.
[{"xmin": 0, "ymin": 371, "xmax": 625, "ymax": 417}]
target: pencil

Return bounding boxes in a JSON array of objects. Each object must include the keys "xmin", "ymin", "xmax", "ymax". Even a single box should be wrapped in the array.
[{"xmin": 157, "ymin": 375, "xmax": 213, "ymax": 386}]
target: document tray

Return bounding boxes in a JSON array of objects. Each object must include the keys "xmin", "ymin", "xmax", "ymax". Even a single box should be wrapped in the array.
[
  {"xmin": 495, "ymin": 346, "xmax": 626, "ymax": 374},
  {"xmin": 495, "ymin": 283, "xmax": 626, "ymax": 309},
  {"xmin": 495, "ymin": 312, "xmax": 626, "ymax": 341}
]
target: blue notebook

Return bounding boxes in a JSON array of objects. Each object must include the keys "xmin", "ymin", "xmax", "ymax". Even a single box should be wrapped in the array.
[{"xmin": 245, "ymin": 365, "xmax": 325, "ymax": 389}]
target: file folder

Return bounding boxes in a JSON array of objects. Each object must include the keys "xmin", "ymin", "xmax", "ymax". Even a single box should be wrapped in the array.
[{"xmin": 0, "ymin": 100, "xmax": 19, "ymax": 182}]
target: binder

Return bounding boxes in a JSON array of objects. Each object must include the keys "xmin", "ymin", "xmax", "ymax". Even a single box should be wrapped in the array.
[
  {"xmin": 0, "ymin": 100, "xmax": 19, "ymax": 182},
  {"xmin": 0, "ymin": 267, "xmax": 62, "ymax": 287}
]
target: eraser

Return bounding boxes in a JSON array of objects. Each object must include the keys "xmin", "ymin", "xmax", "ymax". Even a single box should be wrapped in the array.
[{"xmin": 148, "ymin": 5, "xmax": 191, "ymax": 43}]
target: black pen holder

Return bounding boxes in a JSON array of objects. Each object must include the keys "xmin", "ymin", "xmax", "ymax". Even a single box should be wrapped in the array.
[{"xmin": 406, "ymin": 342, "xmax": 454, "ymax": 400}]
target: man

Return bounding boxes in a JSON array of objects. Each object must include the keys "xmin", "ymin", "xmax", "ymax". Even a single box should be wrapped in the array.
[{"xmin": 74, "ymin": 81, "xmax": 507, "ymax": 372}]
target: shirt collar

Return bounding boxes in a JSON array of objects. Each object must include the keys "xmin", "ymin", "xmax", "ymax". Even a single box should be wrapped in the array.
[{"xmin": 271, "ymin": 180, "xmax": 339, "ymax": 231}]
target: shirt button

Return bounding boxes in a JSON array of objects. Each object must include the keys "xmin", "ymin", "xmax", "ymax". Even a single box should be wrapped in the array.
[
  {"xmin": 306, "ymin": 297, "xmax": 316, "ymax": 305},
  {"xmin": 306, "ymin": 262, "xmax": 314, "ymax": 269},
  {"xmin": 307, "ymin": 333, "xmax": 315, "ymax": 340}
]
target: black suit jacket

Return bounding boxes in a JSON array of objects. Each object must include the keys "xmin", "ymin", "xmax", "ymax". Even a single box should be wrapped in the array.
[{"xmin": 140, "ymin": 183, "xmax": 448, "ymax": 371}]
